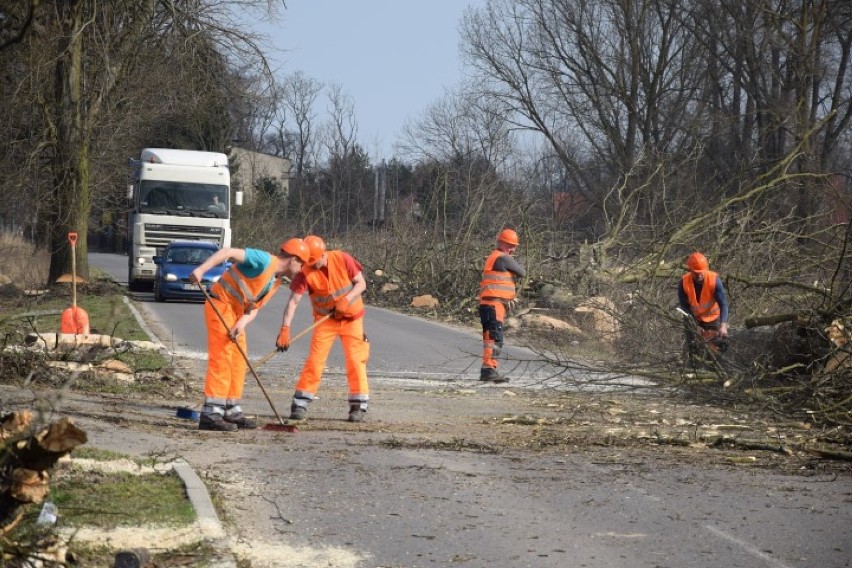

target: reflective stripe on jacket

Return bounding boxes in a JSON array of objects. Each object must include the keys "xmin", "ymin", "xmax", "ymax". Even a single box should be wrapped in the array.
[
  {"xmin": 479, "ymin": 249, "xmax": 516, "ymax": 302},
  {"xmin": 212, "ymin": 259, "xmax": 280, "ymax": 314},
  {"xmin": 305, "ymin": 250, "xmax": 364, "ymax": 319},
  {"xmin": 681, "ymin": 271, "xmax": 721, "ymax": 323}
]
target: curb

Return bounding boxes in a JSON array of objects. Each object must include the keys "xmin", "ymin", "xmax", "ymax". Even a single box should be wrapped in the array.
[
  {"xmin": 172, "ymin": 459, "xmax": 237, "ymax": 568},
  {"xmin": 121, "ymin": 296, "xmax": 165, "ymax": 350}
]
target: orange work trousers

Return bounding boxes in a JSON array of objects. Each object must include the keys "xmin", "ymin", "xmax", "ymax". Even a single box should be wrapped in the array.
[
  {"xmin": 480, "ymin": 300, "xmax": 506, "ymax": 370},
  {"xmin": 295, "ymin": 316, "xmax": 370, "ymax": 397},
  {"xmin": 203, "ymin": 298, "xmax": 248, "ymax": 404}
]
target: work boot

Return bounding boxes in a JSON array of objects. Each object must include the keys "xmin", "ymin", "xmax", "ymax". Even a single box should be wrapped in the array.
[
  {"xmin": 223, "ymin": 412, "xmax": 258, "ymax": 429},
  {"xmin": 348, "ymin": 406, "xmax": 367, "ymax": 423},
  {"xmin": 289, "ymin": 405, "xmax": 308, "ymax": 421},
  {"xmin": 198, "ymin": 412, "xmax": 238, "ymax": 432},
  {"xmin": 479, "ymin": 367, "xmax": 509, "ymax": 383}
]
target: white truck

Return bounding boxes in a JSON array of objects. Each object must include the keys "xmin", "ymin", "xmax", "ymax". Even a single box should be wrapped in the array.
[{"xmin": 126, "ymin": 148, "xmax": 237, "ymax": 290}]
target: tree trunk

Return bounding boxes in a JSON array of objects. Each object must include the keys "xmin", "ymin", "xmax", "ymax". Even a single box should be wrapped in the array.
[{"xmin": 47, "ymin": 0, "xmax": 90, "ymax": 285}]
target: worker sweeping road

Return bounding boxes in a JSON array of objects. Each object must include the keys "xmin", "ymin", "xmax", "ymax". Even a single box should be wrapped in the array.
[
  {"xmin": 276, "ymin": 235, "xmax": 370, "ymax": 423},
  {"xmin": 678, "ymin": 251, "xmax": 730, "ymax": 360},
  {"xmin": 478, "ymin": 228, "xmax": 526, "ymax": 383},
  {"xmin": 190, "ymin": 239, "xmax": 310, "ymax": 432}
]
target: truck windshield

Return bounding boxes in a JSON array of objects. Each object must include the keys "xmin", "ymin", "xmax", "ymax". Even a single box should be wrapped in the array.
[{"xmin": 139, "ymin": 181, "xmax": 229, "ymax": 218}]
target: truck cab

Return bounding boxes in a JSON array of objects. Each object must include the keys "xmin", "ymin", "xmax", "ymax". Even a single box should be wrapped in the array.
[{"xmin": 127, "ymin": 148, "xmax": 233, "ymax": 291}]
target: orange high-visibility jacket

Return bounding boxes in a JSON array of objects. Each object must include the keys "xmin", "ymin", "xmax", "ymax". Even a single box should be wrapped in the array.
[
  {"xmin": 304, "ymin": 250, "xmax": 364, "ymax": 320},
  {"xmin": 681, "ymin": 271, "xmax": 721, "ymax": 322},
  {"xmin": 211, "ymin": 255, "xmax": 280, "ymax": 314},
  {"xmin": 479, "ymin": 249, "xmax": 517, "ymax": 302}
]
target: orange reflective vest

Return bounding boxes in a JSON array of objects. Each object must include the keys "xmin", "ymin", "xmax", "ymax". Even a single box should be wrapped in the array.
[
  {"xmin": 211, "ymin": 254, "xmax": 280, "ymax": 314},
  {"xmin": 681, "ymin": 271, "xmax": 721, "ymax": 323},
  {"xmin": 304, "ymin": 251, "xmax": 364, "ymax": 320},
  {"xmin": 479, "ymin": 249, "xmax": 516, "ymax": 302}
]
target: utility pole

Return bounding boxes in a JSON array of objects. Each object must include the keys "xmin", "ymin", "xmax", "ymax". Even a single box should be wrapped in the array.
[
  {"xmin": 379, "ymin": 159, "xmax": 386, "ymax": 224},
  {"xmin": 372, "ymin": 160, "xmax": 387, "ymax": 226},
  {"xmin": 372, "ymin": 164, "xmax": 379, "ymax": 225}
]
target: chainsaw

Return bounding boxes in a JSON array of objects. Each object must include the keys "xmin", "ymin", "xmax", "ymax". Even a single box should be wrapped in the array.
[{"xmin": 677, "ymin": 307, "xmax": 729, "ymax": 353}]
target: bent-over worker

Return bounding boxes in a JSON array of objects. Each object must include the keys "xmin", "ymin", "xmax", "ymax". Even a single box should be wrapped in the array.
[{"xmin": 190, "ymin": 239, "xmax": 310, "ymax": 432}]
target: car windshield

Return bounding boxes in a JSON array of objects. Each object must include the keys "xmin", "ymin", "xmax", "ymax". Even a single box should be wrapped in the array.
[{"xmin": 167, "ymin": 247, "xmax": 215, "ymax": 264}]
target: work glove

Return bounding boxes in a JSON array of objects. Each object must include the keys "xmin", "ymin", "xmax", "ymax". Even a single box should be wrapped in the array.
[
  {"xmin": 506, "ymin": 300, "xmax": 517, "ymax": 312},
  {"xmin": 276, "ymin": 325, "xmax": 291, "ymax": 351},
  {"xmin": 333, "ymin": 296, "xmax": 352, "ymax": 320}
]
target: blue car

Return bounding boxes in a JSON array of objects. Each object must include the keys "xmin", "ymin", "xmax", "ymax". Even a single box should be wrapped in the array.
[{"xmin": 152, "ymin": 241, "xmax": 229, "ymax": 302}]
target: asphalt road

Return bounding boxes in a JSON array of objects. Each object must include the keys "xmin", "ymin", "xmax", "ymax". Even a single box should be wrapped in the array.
[
  {"xmin": 84, "ymin": 251, "xmax": 852, "ymax": 568},
  {"xmin": 90, "ymin": 252, "xmax": 561, "ymax": 383}
]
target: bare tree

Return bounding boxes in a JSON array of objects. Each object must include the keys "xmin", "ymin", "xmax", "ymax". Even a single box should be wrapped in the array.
[
  {"xmin": 280, "ymin": 71, "xmax": 324, "ymax": 182},
  {"xmin": 316, "ymin": 84, "xmax": 361, "ymax": 232},
  {"xmin": 262, "ymin": 71, "xmax": 324, "ymax": 221},
  {"xmin": 3, "ymin": 0, "xmax": 282, "ymax": 284},
  {"xmin": 461, "ymin": 0, "xmax": 705, "ymax": 207},
  {"xmin": 401, "ymin": 87, "xmax": 513, "ymax": 167}
]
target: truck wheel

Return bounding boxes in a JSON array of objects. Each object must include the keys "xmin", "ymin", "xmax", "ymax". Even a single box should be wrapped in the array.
[{"xmin": 128, "ymin": 269, "xmax": 143, "ymax": 292}]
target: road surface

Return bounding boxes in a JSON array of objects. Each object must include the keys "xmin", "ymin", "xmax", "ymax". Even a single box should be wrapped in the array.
[{"xmin": 81, "ymin": 251, "xmax": 851, "ymax": 568}]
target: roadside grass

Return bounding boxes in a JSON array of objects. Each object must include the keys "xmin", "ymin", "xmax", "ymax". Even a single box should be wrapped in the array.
[
  {"xmin": 0, "ymin": 271, "xmax": 190, "ymax": 397},
  {"xmin": 46, "ymin": 447, "xmax": 210, "ymax": 566},
  {"xmin": 2, "ymin": 446, "xmax": 212, "ymax": 567},
  {"xmin": 52, "ymin": 463, "xmax": 195, "ymax": 529},
  {"xmin": 1, "ymin": 276, "xmax": 150, "ymax": 341}
]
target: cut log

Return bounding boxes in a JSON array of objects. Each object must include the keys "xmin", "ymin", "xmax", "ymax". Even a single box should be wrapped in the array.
[
  {"xmin": 14, "ymin": 417, "xmax": 88, "ymax": 471},
  {"xmin": 10, "ymin": 468, "xmax": 50, "ymax": 503},
  {"xmin": 1, "ymin": 411, "xmax": 33, "ymax": 440},
  {"xmin": 0, "ymin": 416, "xmax": 87, "ymax": 524},
  {"xmin": 743, "ymin": 313, "xmax": 801, "ymax": 329}
]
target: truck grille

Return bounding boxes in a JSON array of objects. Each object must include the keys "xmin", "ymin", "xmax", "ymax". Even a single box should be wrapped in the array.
[{"xmin": 143, "ymin": 223, "xmax": 223, "ymax": 250}]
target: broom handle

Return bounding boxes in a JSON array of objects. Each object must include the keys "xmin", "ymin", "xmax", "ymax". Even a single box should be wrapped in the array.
[
  {"xmin": 254, "ymin": 314, "xmax": 332, "ymax": 368},
  {"xmin": 70, "ymin": 241, "xmax": 77, "ymax": 308},
  {"xmin": 197, "ymin": 283, "xmax": 286, "ymax": 425}
]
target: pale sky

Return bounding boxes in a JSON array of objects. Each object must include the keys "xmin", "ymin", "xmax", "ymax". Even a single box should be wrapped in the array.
[{"xmin": 261, "ymin": 0, "xmax": 485, "ymax": 158}]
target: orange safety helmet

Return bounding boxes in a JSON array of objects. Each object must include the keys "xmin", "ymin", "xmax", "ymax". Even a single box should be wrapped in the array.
[
  {"xmin": 685, "ymin": 251, "xmax": 709, "ymax": 272},
  {"xmin": 497, "ymin": 228, "xmax": 520, "ymax": 246},
  {"xmin": 279, "ymin": 238, "xmax": 310, "ymax": 264},
  {"xmin": 304, "ymin": 235, "xmax": 327, "ymax": 265}
]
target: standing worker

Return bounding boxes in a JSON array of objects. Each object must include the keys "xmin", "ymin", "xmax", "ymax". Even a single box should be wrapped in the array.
[
  {"xmin": 479, "ymin": 228, "xmax": 526, "ymax": 383},
  {"xmin": 276, "ymin": 235, "xmax": 370, "ymax": 422},
  {"xmin": 678, "ymin": 251, "xmax": 730, "ymax": 357},
  {"xmin": 190, "ymin": 239, "xmax": 310, "ymax": 432}
]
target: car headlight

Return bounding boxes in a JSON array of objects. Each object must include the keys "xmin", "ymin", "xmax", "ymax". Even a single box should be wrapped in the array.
[{"xmin": 165, "ymin": 273, "xmax": 178, "ymax": 282}]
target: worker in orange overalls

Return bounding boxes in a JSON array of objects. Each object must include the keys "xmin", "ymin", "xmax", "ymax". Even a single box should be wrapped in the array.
[
  {"xmin": 276, "ymin": 235, "xmax": 370, "ymax": 422},
  {"xmin": 678, "ymin": 251, "xmax": 730, "ymax": 358},
  {"xmin": 479, "ymin": 228, "xmax": 526, "ymax": 383},
  {"xmin": 190, "ymin": 239, "xmax": 310, "ymax": 432}
]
